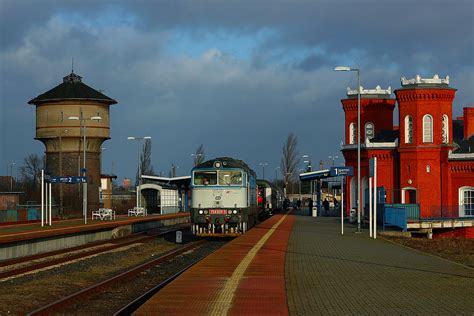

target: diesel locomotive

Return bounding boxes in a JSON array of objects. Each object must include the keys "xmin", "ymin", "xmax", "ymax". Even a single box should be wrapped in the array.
[{"xmin": 190, "ymin": 157, "xmax": 258, "ymax": 237}]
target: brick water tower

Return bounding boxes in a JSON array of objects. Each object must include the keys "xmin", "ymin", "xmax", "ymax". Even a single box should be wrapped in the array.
[{"xmin": 28, "ymin": 72, "xmax": 117, "ymax": 216}]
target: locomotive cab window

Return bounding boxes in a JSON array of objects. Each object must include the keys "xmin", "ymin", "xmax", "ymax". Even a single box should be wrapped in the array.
[
  {"xmin": 218, "ymin": 170, "xmax": 243, "ymax": 186},
  {"xmin": 193, "ymin": 171, "xmax": 217, "ymax": 185}
]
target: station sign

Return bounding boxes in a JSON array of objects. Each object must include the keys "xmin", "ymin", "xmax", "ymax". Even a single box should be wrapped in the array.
[
  {"xmin": 369, "ymin": 158, "xmax": 375, "ymax": 177},
  {"xmin": 49, "ymin": 176, "xmax": 87, "ymax": 184},
  {"xmin": 330, "ymin": 166, "xmax": 354, "ymax": 177}
]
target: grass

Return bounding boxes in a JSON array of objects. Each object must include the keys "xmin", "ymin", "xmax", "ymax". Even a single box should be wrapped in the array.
[{"xmin": 384, "ymin": 236, "xmax": 474, "ymax": 268}]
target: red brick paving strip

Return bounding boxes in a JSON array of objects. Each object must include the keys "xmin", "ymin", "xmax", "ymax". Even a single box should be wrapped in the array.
[
  {"xmin": 134, "ymin": 214, "xmax": 294, "ymax": 315},
  {"xmin": 230, "ymin": 214, "xmax": 294, "ymax": 316}
]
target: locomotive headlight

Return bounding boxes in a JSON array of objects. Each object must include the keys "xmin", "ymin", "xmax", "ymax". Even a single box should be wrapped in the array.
[
  {"xmin": 233, "ymin": 210, "xmax": 237, "ymax": 214},
  {"xmin": 227, "ymin": 210, "xmax": 232, "ymax": 215},
  {"xmin": 204, "ymin": 210, "xmax": 209, "ymax": 214},
  {"xmin": 198, "ymin": 210, "xmax": 203, "ymax": 215}
]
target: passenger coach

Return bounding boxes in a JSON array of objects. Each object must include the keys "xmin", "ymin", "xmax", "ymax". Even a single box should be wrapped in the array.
[{"xmin": 190, "ymin": 157, "xmax": 258, "ymax": 237}]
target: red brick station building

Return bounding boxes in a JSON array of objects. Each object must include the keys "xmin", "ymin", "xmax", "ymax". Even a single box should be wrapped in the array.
[{"xmin": 340, "ymin": 74, "xmax": 474, "ymax": 220}]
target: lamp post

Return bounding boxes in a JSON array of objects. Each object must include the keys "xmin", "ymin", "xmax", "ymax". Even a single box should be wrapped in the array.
[
  {"xmin": 328, "ymin": 155, "xmax": 339, "ymax": 167},
  {"xmin": 58, "ymin": 129, "xmax": 68, "ymax": 215},
  {"xmin": 68, "ymin": 115, "xmax": 102, "ymax": 224},
  {"xmin": 259, "ymin": 162, "xmax": 268, "ymax": 179},
  {"xmin": 335, "ymin": 66, "xmax": 361, "ymax": 233},
  {"xmin": 10, "ymin": 163, "xmax": 16, "ymax": 191},
  {"xmin": 302, "ymin": 154, "xmax": 312, "ymax": 199},
  {"xmin": 127, "ymin": 136, "xmax": 151, "ymax": 209},
  {"xmin": 298, "ymin": 168, "xmax": 305, "ymax": 200},
  {"xmin": 100, "ymin": 147, "xmax": 106, "ymax": 173},
  {"xmin": 274, "ymin": 166, "xmax": 280, "ymax": 188}
]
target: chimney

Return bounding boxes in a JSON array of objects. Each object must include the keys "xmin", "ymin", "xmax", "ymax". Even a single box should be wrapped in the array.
[{"xmin": 463, "ymin": 107, "xmax": 474, "ymax": 139}]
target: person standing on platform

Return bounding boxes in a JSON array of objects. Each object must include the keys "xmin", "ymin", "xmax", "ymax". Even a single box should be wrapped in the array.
[
  {"xmin": 308, "ymin": 198, "xmax": 313, "ymax": 216},
  {"xmin": 323, "ymin": 198, "xmax": 329, "ymax": 214}
]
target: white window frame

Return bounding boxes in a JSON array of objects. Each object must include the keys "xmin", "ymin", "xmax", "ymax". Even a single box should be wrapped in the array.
[
  {"xmin": 459, "ymin": 186, "xmax": 474, "ymax": 217},
  {"xmin": 442, "ymin": 114, "xmax": 449, "ymax": 144},
  {"xmin": 404, "ymin": 115, "xmax": 412, "ymax": 144},
  {"xmin": 423, "ymin": 114, "xmax": 433, "ymax": 143},
  {"xmin": 349, "ymin": 122, "xmax": 356, "ymax": 144}
]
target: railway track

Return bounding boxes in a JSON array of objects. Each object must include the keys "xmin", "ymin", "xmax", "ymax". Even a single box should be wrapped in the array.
[
  {"xmin": 27, "ymin": 239, "xmax": 210, "ymax": 315},
  {"xmin": 0, "ymin": 224, "xmax": 189, "ymax": 280}
]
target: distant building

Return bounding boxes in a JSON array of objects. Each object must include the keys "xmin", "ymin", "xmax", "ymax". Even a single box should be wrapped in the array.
[
  {"xmin": 100, "ymin": 174, "xmax": 117, "ymax": 209},
  {"xmin": 122, "ymin": 178, "xmax": 131, "ymax": 190},
  {"xmin": 28, "ymin": 72, "xmax": 117, "ymax": 216},
  {"xmin": 340, "ymin": 75, "xmax": 474, "ymax": 218}
]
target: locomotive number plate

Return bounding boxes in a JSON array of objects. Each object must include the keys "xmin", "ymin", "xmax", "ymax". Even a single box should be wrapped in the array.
[{"xmin": 209, "ymin": 209, "xmax": 227, "ymax": 214}]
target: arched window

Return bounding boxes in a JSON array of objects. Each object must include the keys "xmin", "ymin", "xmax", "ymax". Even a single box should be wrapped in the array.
[
  {"xmin": 423, "ymin": 114, "xmax": 433, "ymax": 143},
  {"xmin": 459, "ymin": 186, "xmax": 474, "ymax": 217},
  {"xmin": 349, "ymin": 123, "xmax": 356, "ymax": 144},
  {"xmin": 404, "ymin": 116, "xmax": 413, "ymax": 144},
  {"xmin": 365, "ymin": 122, "xmax": 374, "ymax": 140},
  {"xmin": 442, "ymin": 114, "xmax": 449, "ymax": 143}
]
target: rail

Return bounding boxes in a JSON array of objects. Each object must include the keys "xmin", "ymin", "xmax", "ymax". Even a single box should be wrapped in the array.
[
  {"xmin": 27, "ymin": 239, "xmax": 207, "ymax": 315},
  {"xmin": 1, "ymin": 224, "xmax": 189, "ymax": 280}
]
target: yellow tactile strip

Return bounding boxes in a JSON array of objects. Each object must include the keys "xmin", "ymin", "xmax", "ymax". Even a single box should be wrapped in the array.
[
  {"xmin": 207, "ymin": 215, "xmax": 288, "ymax": 315},
  {"xmin": 134, "ymin": 213, "xmax": 294, "ymax": 315}
]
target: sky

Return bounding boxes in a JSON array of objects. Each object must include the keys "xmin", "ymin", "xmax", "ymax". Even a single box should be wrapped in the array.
[{"xmin": 1, "ymin": 0, "xmax": 473, "ymax": 182}]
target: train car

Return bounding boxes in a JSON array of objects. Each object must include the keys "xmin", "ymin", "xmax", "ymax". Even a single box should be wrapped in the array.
[
  {"xmin": 257, "ymin": 179, "xmax": 283, "ymax": 217},
  {"xmin": 190, "ymin": 157, "xmax": 258, "ymax": 237}
]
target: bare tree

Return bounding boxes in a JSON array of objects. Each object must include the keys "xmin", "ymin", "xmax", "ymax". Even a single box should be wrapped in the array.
[
  {"xmin": 136, "ymin": 139, "xmax": 154, "ymax": 185},
  {"xmin": 280, "ymin": 133, "xmax": 300, "ymax": 194},
  {"xmin": 193, "ymin": 144, "xmax": 205, "ymax": 166},
  {"xmin": 19, "ymin": 154, "xmax": 44, "ymax": 188}
]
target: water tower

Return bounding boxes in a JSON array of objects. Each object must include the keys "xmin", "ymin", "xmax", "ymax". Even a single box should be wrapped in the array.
[{"xmin": 28, "ymin": 71, "xmax": 117, "ymax": 216}]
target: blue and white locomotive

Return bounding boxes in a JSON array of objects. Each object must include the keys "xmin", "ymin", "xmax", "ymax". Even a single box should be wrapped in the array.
[{"xmin": 190, "ymin": 157, "xmax": 258, "ymax": 237}]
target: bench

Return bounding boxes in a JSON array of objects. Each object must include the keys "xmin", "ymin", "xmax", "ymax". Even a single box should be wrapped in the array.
[
  {"xmin": 92, "ymin": 208, "xmax": 115, "ymax": 220},
  {"xmin": 128, "ymin": 207, "xmax": 147, "ymax": 217}
]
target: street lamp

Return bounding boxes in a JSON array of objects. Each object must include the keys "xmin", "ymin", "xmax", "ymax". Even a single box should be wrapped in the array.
[
  {"xmin": 259, "ymin": 162, "xmax": 268, "ymax": 179},
  {"xmin": 68, "ymin": 115, "xmax": 102, "ymax": 224},
  {"xmin": 127, "ymin": 136, "xmax": 151, "ymax": 209},
  {"xmin": 298, "ymin": 168, "xmax": 305, "ymax": 200},
  {"xmin": 335, "ymin": 66, "xmax": 361, "ymax": 233},
  {"xmin": 274, "ymin": 166, "xmax": 280, "ymax": 187},
  {"xmin": 328, "ymin": 155, "xmax": 339, "ymax": 167},
  {"xmin": 302, "ymin": 154, "xmax": 312, "ymax": 172},
  {"xmin": 10, "ymin": 162, "xmax": 16, "ymax": 191},
  {"xmin": 57, "ymin": 129, "xmax": 69, "ymax": 215}
]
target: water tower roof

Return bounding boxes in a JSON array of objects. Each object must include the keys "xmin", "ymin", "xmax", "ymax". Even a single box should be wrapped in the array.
[{"xmin": 28, "ymin": 72, "xmax": 117, "ymax": 105}]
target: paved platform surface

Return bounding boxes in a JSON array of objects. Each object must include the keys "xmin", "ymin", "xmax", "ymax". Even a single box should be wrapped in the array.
[
  {"xmin": 0, "ymin": 213, "xmax": 189, "ymax": 245},
  {"xmin": 287, "ymin": 215, "xmax": 474, "ymax": 315},
  {"xmin": 135, "ymin": 212, "xmax": 474, "ymax": 315}
]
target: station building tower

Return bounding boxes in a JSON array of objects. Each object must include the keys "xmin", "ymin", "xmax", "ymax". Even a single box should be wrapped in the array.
[
  {"xmin": 394, "ymin": 75, "xmax": 456, "ymax": 216},
  {"xmin": 28, "ymin": 72, "xmax": 117, "ymax": 216},
  {"xmin": 340, "ymin": 85, "xmax": 397, "ymax": 215}
]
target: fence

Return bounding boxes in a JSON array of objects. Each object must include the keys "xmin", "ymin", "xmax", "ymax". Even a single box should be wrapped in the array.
[
  {"xmin": 427, "ymin": 205, "xmax": 473, "ymax": 219},
  {"xmin": 383, "ymin": 204, "xmax": 420, "ymax": 232}
]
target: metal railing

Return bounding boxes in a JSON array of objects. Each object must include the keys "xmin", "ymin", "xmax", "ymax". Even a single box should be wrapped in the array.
[{"xmin": 427, "ymin": 205, "xmax": 474, "ymax": 220}]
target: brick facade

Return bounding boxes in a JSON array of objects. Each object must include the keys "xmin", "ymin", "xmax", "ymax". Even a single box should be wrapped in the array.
[{"xmin": 340, "ymin": 77, "xmax": 474, "ymax": 219}]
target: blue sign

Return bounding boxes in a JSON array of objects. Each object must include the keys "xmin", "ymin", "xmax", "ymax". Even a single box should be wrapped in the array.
[
  {"xmin": 49, "ymin": 176, "xmax": 87, "ymax": 184},
  {"xmin": 330, "ymin": 166, "xmax": 354, "ymax": 177},
  {"xmin": 369, "ymin": 158, "xmax": 375, "ymax": 177}
]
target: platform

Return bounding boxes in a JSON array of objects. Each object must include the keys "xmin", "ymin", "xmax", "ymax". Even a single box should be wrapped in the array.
[
  {"xmin": 135, "ymin": 212, "xmax": 474, "ymax": 315},
  {"xmin": 0, "ymin": 213, "xmax": 190, "ymax": 260}
]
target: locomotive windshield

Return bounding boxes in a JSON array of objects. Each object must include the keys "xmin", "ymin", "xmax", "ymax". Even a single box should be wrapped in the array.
[
  {"xmin": 193, "ymin": 170, "xmax": 243, "ymax": 186},
  {"xmin": 218, "ymin": 170, "xmax": 242, "ymax": 185},
  {"xmin": 193, "ymin": 171, "xmax": 217, "ymax": 185}
]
